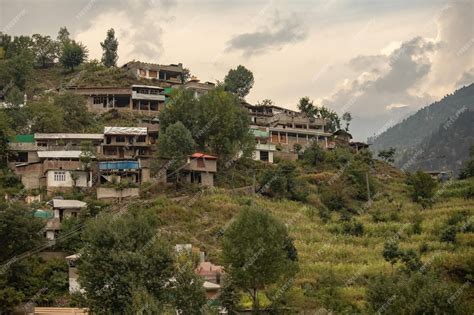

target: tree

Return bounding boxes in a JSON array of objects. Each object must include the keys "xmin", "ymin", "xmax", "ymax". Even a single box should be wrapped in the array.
[
  {"xmin": 318, "ymin": 106, "xmax": 340, "ymax": 132},
  {"xmin": 78, "ymin": 207, "xmax": 174, "ymax": 313},
  {"xmin": 57, "ymin": 26, "xmax": 71, "ymax": 46},
  {"xmin": 181, "ymin": 68, "xmax": 191, "ymax": 83},
  {"xmin": 459, "ymin": 145, "xmax": 474, "ymax": 179},
  {"xmin": 0, "ymin": 111, "xmax": 13, "ymax": 168},
  {"xmin": 342, "ymin": 112, "xmax": 352, "ymax": 131},
  {"xmin": 297, "ymin": 97, "xmax": 316, "ymax": 117},
  {"xmin": 406, "ymin": 171, "xmax": 437, "ymax": 206},
  {"xmin": 224, "ymin": 65, "xmax": 254, "ymax": 98},
  {"xmin": 221, "ymin": 207, "xmax": 297, "ymax": 311},
  {"xmin": 60, "ymin": 41, "xmax": 87, "ymax": 72},
  {"xmin": 300, "ymin": 142, "xmax": 326, "ymax": 165},
  {"xmin": 26, "ymin": 98, "xmax": 65, "ymax": 133},
  {"xmin": 157, "ymin": 121, "xmax": 196, "ymax": 170},
  {"xmin": 378, "ymin": 147, "xmax": 396, "ymax": 163},
  {"xmin": 100, "ymin": 28, "xmax": 118, "ymax": 67},
  {"xmin": 159, "ymin": 87, "xmax": 253, "ymax": 158},
  {"xmin": 31, "ymin": 34, "xmax": 58, "ymax": 68},
  {"xmin": 382, "ymin": 239, "xmax": 400, "ymax": 273},
  {"xmin": 219, "ymin": 275, "xmax": 240, "ymax": 315},
  {"xmin": 0, "ymin": 50, "xmax": 34, "ymax": 90},
  {"xmin": 172, "ymin": 262, "xmax": 207, "ymax": 314},
  {"xmin": 54, "ymin": 93, "xmax": 92, "ymax": 132}
]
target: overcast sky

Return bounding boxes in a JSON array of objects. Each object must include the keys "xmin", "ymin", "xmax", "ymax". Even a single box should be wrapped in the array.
[{"xmin": 1, "ymin": 0, "xmax": 473, "ymax": 140}]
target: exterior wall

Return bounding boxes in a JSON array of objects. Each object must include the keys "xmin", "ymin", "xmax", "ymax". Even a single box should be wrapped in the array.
[
  {"xmin": 46, "ymin": 170, "xmax": 89, "ymax": 188},
  {"xmin": 274, "ymin": 151, "xmax": 298, "ymax": 161},
  {"xmin": 141, "ymin": 168, "xmax": 151, "ymax": 182},
  {"xmin": 201, "ymin": 173, "xmax": 214, "ymax": 187},
  {"xmin": 187, "ymin": 158, "xmax": 217, "ymax": 172},
  {"xmin": 96, "ymin": 187, "xmax": 140, "ymax": 199},
  {"xmin": 252, "ymin": 150, "xmax": 274, "ymax": 163},
  {"xmin": 14, "ymin": 163, "xmax": 43, "ymax": 189}
]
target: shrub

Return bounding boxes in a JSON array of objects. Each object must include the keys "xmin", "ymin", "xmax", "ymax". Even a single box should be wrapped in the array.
[
  {"xmin": 406, "ymin": 171, "xmax": 437, "ymax": 206},
  {"xmin": 319, "ymin": 184, "xmax": 349, "ymax": 211},
  {"xmin": 342, "ymin": 220, "xmax": 364, "ymax": 236},
  {"xmin": 440, "ymin": 225, "xmax": 457, "ymax": 243}
]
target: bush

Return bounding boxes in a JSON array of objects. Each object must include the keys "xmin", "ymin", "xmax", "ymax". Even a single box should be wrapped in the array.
[
  {"xmin": 406, "ymin": 171, "xmax": 437, "ymax": 206},
  {"xmin": 440, "ymin": 225, "xmax": 457, "ymax": 243},
  {"xmin": 342, "ymin": 220, "xmax": 364, "ymax": 236},
  {"xmin": 319, "ymin": 184, "xmax": 350, "ymax": 211}
]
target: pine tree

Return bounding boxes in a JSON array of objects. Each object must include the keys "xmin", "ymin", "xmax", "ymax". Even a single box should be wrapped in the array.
[{"xmin": 100, "ymin": 28, "xmax": 118, "ymax": 67}]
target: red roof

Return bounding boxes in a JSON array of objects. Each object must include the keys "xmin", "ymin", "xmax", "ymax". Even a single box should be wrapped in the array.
[{"xmin": 190, "ymin": 152, "xmax": 217, "ymax": 160}]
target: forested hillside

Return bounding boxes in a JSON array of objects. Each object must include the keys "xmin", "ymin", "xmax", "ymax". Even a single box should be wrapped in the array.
[{"xmin": 371, "ymin": 83, "xmax": 474, "ymax": 172}]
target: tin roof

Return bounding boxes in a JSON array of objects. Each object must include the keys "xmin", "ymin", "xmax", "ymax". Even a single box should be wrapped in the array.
[
  {"xmin": 104, "ymin": 127, "xmax": 148, "ymax": 135},
  {"xmin": 37, "ymin": 151, "xmax": 94, "ymax": 159},
  {"xmin": 35, "ymin": 133, "xmax": 104, "ymax": 140},
  {"xmin": 49, "ymin": 199, "xmax": 87, "ymax": 209},
  {"xmin": 190, "ymin": 153, "xmax": 217, "ymax": 160}
]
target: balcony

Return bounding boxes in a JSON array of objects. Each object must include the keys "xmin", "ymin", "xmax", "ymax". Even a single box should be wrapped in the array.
[{"xmin": 132, "ymin": 91, "xmax": 165, "ymax": 101}]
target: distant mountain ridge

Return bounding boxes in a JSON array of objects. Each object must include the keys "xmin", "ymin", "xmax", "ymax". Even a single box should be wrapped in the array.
[{"xmin": 371, "ymin": 83, "xmax": 474, "ymax": 174}]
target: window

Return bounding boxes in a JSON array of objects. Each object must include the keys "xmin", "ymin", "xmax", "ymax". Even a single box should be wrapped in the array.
[
  {"xmin": 54, "ymin": 171, "xmax": 66, "ymax": 182},
  {"xmin": 116, "ymin": 136, "xmax": 125, "ymax": 143},
  {"xmin": 93, "ymin": 96, "xmax": 107, "ymax": 105},
  {"xmin": 139, "ymin": 69, "xmax": 146, "ymax": 77},
  {"xmin": 137, "ymin": 135, "xmax": 146, "ymax": 142},
  {"xmin": 260, "ymin": 151, "xmax": 269, "ymax": 162},
  {"xmin": 197, "ymin": 158, "xmax": 205, "ymax": 168},
  {"xmin": 149, "ymin": 70, "xmax": 158, "ymax": 78}
]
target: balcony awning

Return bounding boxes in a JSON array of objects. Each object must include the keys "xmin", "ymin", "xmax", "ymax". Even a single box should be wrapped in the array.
[{"xmin": 99, "ymin": 160, "xmax": 140, "ymax": 170}]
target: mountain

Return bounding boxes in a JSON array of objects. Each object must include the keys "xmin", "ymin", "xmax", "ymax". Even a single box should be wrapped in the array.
[{"xmin": 371, "ymin": 83, "xmax": 474, "ymax": 174}]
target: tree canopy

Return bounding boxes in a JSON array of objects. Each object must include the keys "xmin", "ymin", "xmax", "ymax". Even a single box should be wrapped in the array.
[
  {"xmin": 221, "ymin": 207, "xmax": 297, "ymax": 310},
  {"xmin": 60, "ymin": 41, "xmax": 87, "ymax": 71},
  {"xmin": 224, "ymin": 65, "xmax": 254, "ymax": 98},
  {"xmin": 100, "ymin": 28, "xmax": 118, "ymax": 67}
]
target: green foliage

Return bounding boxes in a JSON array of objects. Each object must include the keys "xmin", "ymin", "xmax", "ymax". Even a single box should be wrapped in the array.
[
  {"xmin": 157, "ymin": 121, "xmax": 196, "ymax": 169},
  {"xmin": 342, "ymin": 220, "xmax": 364, "ymax": 236},
  {"xmin": 366, "ymin": 272, "xmax": 471, "ymax": 314},
  {"xmin": 78, "ymin": 207, "xmax": 175, "ymax": 313},
  {"xmin": 221, "ymin": 207, "xmax": 297, "ymax": 310},
  {"xmin": 342, "ymin": 112, "xmax": 352, "ymax": 131},
  {"xmin": 172, "ymin": 263, "xmax": 207, "ymax": 314},
  {"xmin": 382, "ymin": 239, "xmax": 400, "ymax": 269},
  {"xmin": 459, "ymin": 145, "xmax": 474, "ymax": 179},
  {"xmin": 26, "ymin": 98, "xmax": 65, "ymax": 132},
  {"xmin": 440, "ymin": 225, "xmax": 457, "ymax": 243},
  {"xmin": 319, "ymin": 183, "xmax": 350, "ymax": 211},
  {"xmin": 297, "ymin": 96, "xmax": 316, "ymax": 117},
  {"xmin": 300, "ymin": 142, "xmax": 326, "ymax": 166},
  {"xmin": 31, "ymin": 34, "xmax": 58, "ymax": 68},
  {"xmin": 377, "ymin": 147, "xmax": 396, "ymax": 163},
  {"xmin": 159, "ymin": 87, "xmax": 253, "ymax": 158},
  {"xmin": 406, "ymin": 171, "xmax": 437, "ymax": 206},
  {"xmin": 60, "ymin": 41, "xmax": 87, "ymax": 71},
  {"xmin": 224, "ymin": 65, "xmax": 254, "ymax": 98},
  {"xmin": 100, "ymin": 28, "xmax": 118, "ymax": 67},
  {"xmin": 259, "ymin": 161, "xmax": 308, "ymax": 201},
  {"xmin": 0, "ymin": 111, "xmax": 13, "ymax": 168},
  {"xmin": 53, "ymin": 92, "xmax": 92, "ymax": 132},
  {"xmin": 219, "ymin": 275, "xmax": 240, "ymax": 314},
  {"xmin": 0, "ymin": 49, "xmax": 34, "ymax": 90}
]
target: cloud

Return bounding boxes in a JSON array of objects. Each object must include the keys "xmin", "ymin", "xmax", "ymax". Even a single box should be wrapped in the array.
[
  {"xmin": 226, "ymin": 11, "xmax": 308, "ymax": 57},
  {"xmin": 456, "ymin": 68, "xmax": 474, "ymax": 88},
  {"xmin": 322, "ymin": 0, "xmax": 474, "ymax": 141},
  {"xmin": 75, "ymin": 0, "xmax": 177, "ymax": 63}
]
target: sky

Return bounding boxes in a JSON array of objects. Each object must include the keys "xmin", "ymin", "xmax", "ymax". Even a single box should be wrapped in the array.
[{"xmin": 1, "ymin": 0, "xmax": 473, "ymax": 140}]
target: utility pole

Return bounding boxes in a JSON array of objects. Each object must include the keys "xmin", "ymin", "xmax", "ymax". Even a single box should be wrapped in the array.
[{"xmin": 366, "ymin": 171, "xmax": 371, "ymax": 202}]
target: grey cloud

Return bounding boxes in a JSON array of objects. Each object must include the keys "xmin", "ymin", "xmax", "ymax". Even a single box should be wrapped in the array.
[
  {"xmin": 226, "ymin": 12, "xmax": 308, "ymax": 57},
  {"xmin": 348, "ymin": 54, "xmax": 387, "ymax": 72}
]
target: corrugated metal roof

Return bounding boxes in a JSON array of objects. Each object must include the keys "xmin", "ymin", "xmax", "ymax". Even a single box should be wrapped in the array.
[
  {"xmin": 104, "ymin": 127, "xmax": 148, "ymax": 135},
  {"xmin": 37, "ymin": 151, "xmax": 95, "ymax": 159},
  {"xmin": 34, "ymin": 209, "xmax": 54, "ymax": 219},
  {"xmin": 51, "ymin": 199, "xmax": 87, "ymax": 209},
  {"xmin": 35, "ymin": 133, "xmax": 104, "ymax": 140},
  {"xmin": 190, "ymin": 153, "xmax": 217, "ymax": 160}
]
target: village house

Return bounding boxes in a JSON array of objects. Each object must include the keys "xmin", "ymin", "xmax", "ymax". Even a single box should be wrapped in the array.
[
  {"xmin": 65, "ymin": 254, "xmax": 82, "ymax": 293},
  {"xmin": 183, "ymin": 153, "xmax": 217, "ymax": 187},
  {"xmin": 65, "ymin": 85, "xmax": 166, "ymax": 115},
  {"xmin": 250, "ymin": 128, "xmax": 276, "ymax": 163},
  {"xmin": 244, "ymin": 103, "xmax": 332, "ymax": 152},
  {"xmin": 42, "ymin": 199, "xmax": 87, "ymax": 240},
  {"xmin": 122, "ymin": 60, "xmax": 184, "ymax": 84},
  {"xmin": 178, "ymin": 76, "xmax": 216, "ymax": 98}
]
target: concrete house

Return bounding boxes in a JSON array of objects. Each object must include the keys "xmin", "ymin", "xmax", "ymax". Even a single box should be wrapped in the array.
[
  {"xmin": 183, "ymin": 153, "xmax": 217, "ymax": 187},
  {"xmin": 65, "ymin": 85, "xmax": 166, "ymax": 115},
  {"xmin": 250, "ymin": 128, "xmax": 276, "ymax": 163},
  {"xmin": 178, "ymin": 76, "xmax": 215, "ymax": 98},
  {"xmin": 65, "ymin": 254, "xmax": 82, "ymax": 293},
  {"xmin": 244, "ymin": 103, "xmax": 332, "ymax": 152},
  {"xmin": 43, "ymin": 199, "xmax": 87, "ymax": 240},
  {"xmin": 122, "ymin": 61, "xmax": 184, "ymax": 84}
]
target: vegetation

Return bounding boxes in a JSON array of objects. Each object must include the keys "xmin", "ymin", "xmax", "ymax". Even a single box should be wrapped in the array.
[
  {"xmin": 60, "ymin": 41, "xmax": 88, "ymax": 72},
  {"xmin": 100, "ymin": 28, "xmax": 118, "ymax": 67},
  {"xmin": 377, "ymin": 147, "xmax": 396, "ymax": 163},
  {"xmin": 224, "ymin": 65, "xmax": 254, "ymax": 98},
  {"xmin": 221, "ymin": 207, "xmax": 298, "ymax": 311}
]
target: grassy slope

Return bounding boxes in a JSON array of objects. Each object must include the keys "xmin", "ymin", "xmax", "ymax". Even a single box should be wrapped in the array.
[{"xmin": 142, "ymin": 162, "xmax": 474, "ymax": 310}]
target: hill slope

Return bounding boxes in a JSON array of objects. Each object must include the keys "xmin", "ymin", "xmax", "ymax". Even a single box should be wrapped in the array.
[{"xmin": 371, "ymin": 83, "xmax": 474, "ymax": 172}]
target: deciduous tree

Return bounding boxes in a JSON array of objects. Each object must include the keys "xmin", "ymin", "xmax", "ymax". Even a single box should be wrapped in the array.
[
  {"xmin": 60, "ymin": 41, "xmax": 87, "ymax": 72},
  {"xmin": 224, "ymin": 65, "xmax": 254, "ymax": 98}
]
